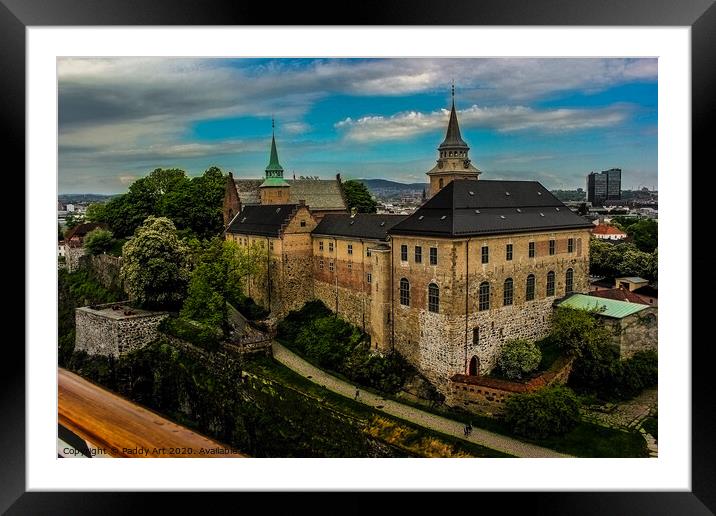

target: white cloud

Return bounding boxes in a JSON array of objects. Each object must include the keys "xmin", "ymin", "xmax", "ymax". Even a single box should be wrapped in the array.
[{"xmin": 335, "ymin": 104, "xmax": 632, "ymax": 142}]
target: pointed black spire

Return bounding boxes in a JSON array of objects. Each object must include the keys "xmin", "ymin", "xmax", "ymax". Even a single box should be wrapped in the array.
[{"xmin": 439, "ymin": 84, "xmax": 468, "ymax": 150}]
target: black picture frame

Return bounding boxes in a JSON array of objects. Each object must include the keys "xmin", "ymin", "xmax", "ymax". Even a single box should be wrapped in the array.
[{"xmin": 5, "ymin": 0, "xmax": 714, "ymax": 512}]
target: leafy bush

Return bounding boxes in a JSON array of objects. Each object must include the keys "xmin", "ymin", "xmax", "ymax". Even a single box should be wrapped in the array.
[
  {"xmin": 159, "ymin": 316, "xmax": 222, "ymax": 352},
  {"xmin": 84, "ymin": 228, "xmax": 114, "ymax": 255},
  {"xmin": 276, "ymin": 300, "xmax": 333, "ymax": 345},
  {"xmin": 230, "ymin": 294, "xmax": 269, "ymax": 321},
  {"xmin": 296, "ymin": 316, "xmax": 362, "ymax": 369},
  {"xmin": 503, "ymin": 385, "xmax": 581, "ymax": 439},
  {"xmin": 497, "ymin": 339, "xmax": 542, "ymax": 379},
  {"xmin": 550, "ymin": 307, "xmax": 612, "ymax": 358}
]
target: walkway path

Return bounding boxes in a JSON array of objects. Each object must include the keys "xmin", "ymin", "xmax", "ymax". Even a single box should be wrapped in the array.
[{"xmin": 272, "ymin": 342, "xmax": 570, "ymax": 458}]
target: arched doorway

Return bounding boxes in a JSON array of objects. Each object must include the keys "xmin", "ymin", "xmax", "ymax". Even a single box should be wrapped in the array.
[{"xmin": 468, "ymin": 356, "xmax": 480, "ymax": 376}]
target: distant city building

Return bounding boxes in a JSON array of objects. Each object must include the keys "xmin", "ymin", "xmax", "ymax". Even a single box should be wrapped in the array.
[
  {"xmin": 591, "ymin": 223, "xmax": 627, "ymax": 240},
  {"xmin": 587, "ymin": 168, "xmax": 621, "ymax": 204},
  {"xmin": 66, "ymin": 203, "xmax": 76, "ymax": 212}
]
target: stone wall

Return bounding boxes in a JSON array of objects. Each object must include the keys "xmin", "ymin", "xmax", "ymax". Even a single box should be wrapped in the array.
[
  {"xmin": 445, "ymin": 356, "xmax": 574, "ymax": 415},
  {"xmin": 606, "ymin": 308, "xmax": 658, "ymax": 358},
  {"xmin": 75, "ymin": 302, "xmax": 168, "ymax": 357},
  {"xmin": 65, "ymin": 245, "xmax": 86, "ymax": 272},
  {"xmin": 78, "ymin": 254, "xmax": 123, "ymax": 291}
]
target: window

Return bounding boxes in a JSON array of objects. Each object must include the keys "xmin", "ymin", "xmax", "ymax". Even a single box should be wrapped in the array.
[
  {"xmin": 546, "ymin": 271, "xmax": 555, "ymax": 296},
  {"xmin": 300, "ymin": 220, "xmax": 306, "ymax": 227},
  {"xmin": 366, "ymin": 272, "xmax": 372, "ymax": 284},
  {"xmin": 503, "ymin": 278, "xmax": 514, "ymax": 306},
  {"xmin": 329, "ymin": 260, "xmax": 334, "ymax": 272},
  {"xmin": 566, "ymin": 268, "xmax": 574, "ymax": 294},
  {"xmin": 399, "ymin": 278, "xmax": 410, "ymax": 306},
  {"xmin": 269, "ymin": 241, "xmax": 274, "ymax": 251},
  {"xmin": 430, "ymin": 247, "xmax": 438, "ymax": 265},
  {"xmin": 481, "ymin": 245, "xmax": 489, "ymax": 264},
  {"xmin": 472, "ymin": 327, "xmax": 480, "ymax": 346},
  {"xmin": 428, "ymin": 283, "xmax": 439, "ymax": 313},
  {"xmin": 348, "ymin": 262, "xmax": 352, "ymax": 271},
  {"xmin": 568, "ymin": 238, "xmax": 574, "ymax": 253},
  {"xmin": 366, "ymin": 248, "xmax": 372, "ymax": 257},
  {"xmin": 319, "ymin": 241, "xmax": 324, "ymax": 251},
  {"xmin": 439, "ymin": 178, "xmax": 444, "ymax": 189},
  {"xmin": 348, "ymin": 244, "xmax": 353, "ymax": 255},
  {"xmin": 506, "ymin": 244, "xmax": 513, "ymax": 261},
  {"xmin": 329, "ymin": 241, "xmax": 334, "ymax": 252},
  {"xmin": 319, "ymin": 259, "xmax": 324, "ymax": 270},
  {"xmin": 528, "ymin": 241, "xmax": 535, "ymax": 258},
  {"xmin": 549, "ymin": 239, "xmax": 555, "ymax": 255},
  {"xmin": 400, "ymin": 244, "xmax": 408, "ymax": 261},
  {"xmin": 479, "ymin": 282, "xmax": 490, "ymax": 311},
  {"xmin": 415, "ymin": 246, "xmax": 422, "ymax": 263},
  {"xmin": 526, "ymin": 274, "xmax": 536, "ymax": 301}
]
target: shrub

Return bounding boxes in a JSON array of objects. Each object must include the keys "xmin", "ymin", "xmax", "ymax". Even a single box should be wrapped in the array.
[
  {"xmin": 550, "ymin": 307, "xmax": 612, "ymax": 358},
  {"xmin": 276, "ymin": 300, "xmax": 332, "ymax": 345},
  {"xmin": 497, "ymin": 339, "xmax": 542, "ymax": 379},
  {"xmin": 620, "ymin": 350, "xmax": 658, "ymax": 397},
  {"xmin": 159, "ymin": 316, "xmax": 222, "ymax": 352},
  {"xmin": 230, "ymin": 294, "xmax": 269, "ymax": 321},
  {"xmin": 84, "ymin": 228, "xmax": 114, "ymax": 255},
  {"xmin": 295, "ymin": 316, "xmax": 363, "ymax": 369},
  {"xmin": 503, "ymin": 385, "xmax": 581, "ymax": 439}
]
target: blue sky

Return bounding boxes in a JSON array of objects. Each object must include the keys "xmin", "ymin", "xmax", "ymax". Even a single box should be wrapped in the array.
[{"xmin": 58, "ymin": 58, "xmax": 657, "ymax": 194}]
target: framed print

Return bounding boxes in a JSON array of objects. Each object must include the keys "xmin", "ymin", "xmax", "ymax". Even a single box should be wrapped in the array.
[{"xmin": 5, "ymin": 0, "xmax": 715, "ymax": 512}]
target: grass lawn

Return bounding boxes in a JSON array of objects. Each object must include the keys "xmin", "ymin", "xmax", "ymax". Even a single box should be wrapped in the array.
[{"xmin": 245, "ymin": 356, "xmax": 512, "ymax": 458}]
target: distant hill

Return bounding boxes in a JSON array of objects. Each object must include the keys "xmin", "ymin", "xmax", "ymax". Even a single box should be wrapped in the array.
[
  {"xmin": 355, "ymin": 179, "xmax": 428, "ymax": 193},
  {"xmin": 58, "ymin": 194, "xmax": 117, "ymax": 204}
]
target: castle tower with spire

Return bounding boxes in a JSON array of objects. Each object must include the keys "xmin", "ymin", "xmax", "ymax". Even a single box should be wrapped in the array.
[
  {"xmin": 426, "ymin": 84, "xmax": 481, "ymax": 198},
  {"xmin": 259, "ymin": 119, "xmax": 291, "ymax": 205}
]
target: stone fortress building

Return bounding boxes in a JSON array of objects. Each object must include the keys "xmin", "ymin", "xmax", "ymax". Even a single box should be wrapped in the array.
[{"xmin": 224, "ymin": 91, "xmax": 594, "ymax": 394}]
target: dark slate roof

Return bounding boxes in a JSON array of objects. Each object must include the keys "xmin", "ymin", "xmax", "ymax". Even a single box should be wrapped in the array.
[
  {"xmin": 233, "ymin": 178, "xmax": 347, "ymax": 211},
  {"xmin": 312, "ymin": 214, "xmax": 407, "ymax": 240},
  {"xmin": 389, "ymin": 179, "xmax": 594, "ymax": 237},
  {"xmin": 225, "ymin": 204, "xmax": 298, "ymax": 237},
  {"xmin": 439, "ymin": 101, "xmax": 468, "ymax": 150}
]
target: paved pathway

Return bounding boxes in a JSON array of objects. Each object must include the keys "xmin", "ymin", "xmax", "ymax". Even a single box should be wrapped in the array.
[{"xmin": 272, "ymin": 342, "xmax": 570, "ymax": 458}]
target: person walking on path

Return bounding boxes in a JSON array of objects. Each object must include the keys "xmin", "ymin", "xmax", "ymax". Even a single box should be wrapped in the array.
[
  {"xmin": 354, "ymin": 388, "xmax": 360, "ymax": 401},
  {"xmin": 467, "ymin": 423, "xmax": 473, "ymax": 436}
]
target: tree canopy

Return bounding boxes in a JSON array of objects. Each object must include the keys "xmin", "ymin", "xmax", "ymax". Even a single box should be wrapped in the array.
[
  {"xmin": 90, "ymin": 167, "xmax": 227, "ymax": 240},
  {"xmin": 343, "ymin": 180, "xmax": 378, "ymax": 213},
  {"xmin": 180, "ymin": 238, "xmax": 266, "ymax": 332},
  {"xmin": 589, "ymin": 239, "xmax": 657, "ymax": 281},
  {"xmin": 497, "ymin": 339, "xmax": 542, "ymax": 379},
  {"xmin": 120, "ymin": 216, "xmax": 191, "ymax": 310},
  {"xmin": 84, "ymin": 228, "xmax": 114, "ymax": 256}
]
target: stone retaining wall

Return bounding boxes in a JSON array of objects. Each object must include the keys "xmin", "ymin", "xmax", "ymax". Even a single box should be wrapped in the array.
[{"xmin": 75, "ymin": 302, "xmax": 168, "ymax": 357}]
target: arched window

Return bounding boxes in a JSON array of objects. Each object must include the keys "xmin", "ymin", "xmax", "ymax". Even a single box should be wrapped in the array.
[
  {"xmin": 469, "ymin": 356, "xmax": 480, "ymax": 376},
  {"xmin": 526, "ymin": 274, "xmax": 536, "ymax": 301},
  {"xmin": 546, "ymin": 271, "xmax": 555, "ymax": 297},
  {"xmin": 566, "ymin": 268, "xmax": 574, "ymax": 294},
  {"xmin": 503, "ymin": 278, "xmax": 514, "ymax": 306},
  {"xmin": 428, "ymin": 283, "xmax": 439, "ymax": 313},
  {"xmin": 399, "ymin": 278, "xmax": 410, "ymax": 306},
  {"xmin": 479, "ymin": 282, "xmax": 490, "ymax": 311}
]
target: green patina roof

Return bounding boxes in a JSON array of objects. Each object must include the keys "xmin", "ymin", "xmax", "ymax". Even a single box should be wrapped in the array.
[
  {"xmin": 557, "ymin": 294, "xmax": 649, "ymax": 319},
  {"xmin": 260, "ymin": 176, "xmax": 290, "ymax": 188},
  {"xmin": 265, "ymin": 134, "xmax": 284, "ymax": 173}
]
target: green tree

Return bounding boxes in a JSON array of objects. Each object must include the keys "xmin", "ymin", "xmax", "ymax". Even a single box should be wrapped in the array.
[
  {"xmin": 503, "ymin": 385, "xmax": 581, "ymax": 439},
  {"xmin": 64, "ymin": 213, "xmax": 82, "ymax": 231},
  {"xmin": 343, "ymin": 180, "xmax": 378, "ymax": 213},
  {"xmin": 549, "ymin": 307, "xmax": 612, "ymax": 358},
  {"xmin": 84, "ymin": 228, "xmax": 114, "ymax": 256},
  {"xmin": 295, "ymin": 316, "xmax": 364, "ymax": 369},
  {"xmin": 181, "ymin": 238, "xmax": 266, "ymax": 331},
  {"xmin": 625, "ymin": 219, "xmax": 658, "ymax": 253},
  {"xmin": 85, "ymin": 202, "xmax": 108, "ymax": 223},
  {"xmin": 120, "ymin": 216, "xmax": 191, "ymax": 310},
  {"xmin": 497, "ymin": 339, "xmax": 542, "ymax": 379},
  {"xmin": 589, "ymin": 239, "xmax": 656, "ymax": 281}
]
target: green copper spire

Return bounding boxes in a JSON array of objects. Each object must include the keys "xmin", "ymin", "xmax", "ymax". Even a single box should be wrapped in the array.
[{"xmin": 261, "ymin": 118, "xmax": 289, "ymax": 187}]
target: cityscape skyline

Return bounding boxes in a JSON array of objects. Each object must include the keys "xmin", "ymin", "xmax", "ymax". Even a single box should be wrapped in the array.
[{"xmin": 58, "ymin": 57, "xmax": 658, "ymax": 194}]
